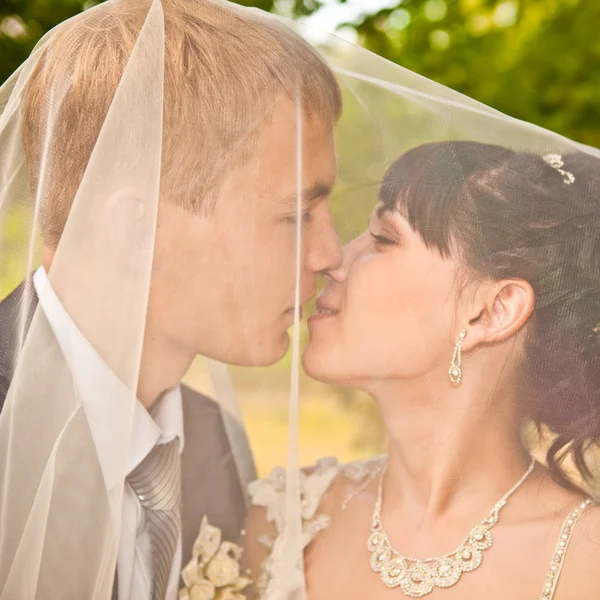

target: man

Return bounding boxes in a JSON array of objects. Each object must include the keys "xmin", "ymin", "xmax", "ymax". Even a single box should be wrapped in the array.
[{"xmin": 0, "ymin": 0, "xmax": 341, "ymax": 598}]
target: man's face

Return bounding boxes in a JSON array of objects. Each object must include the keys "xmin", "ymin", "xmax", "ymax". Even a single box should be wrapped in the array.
[{"xmin": 148, "ymin": 97, "xmax": 342, "ymax": 366}]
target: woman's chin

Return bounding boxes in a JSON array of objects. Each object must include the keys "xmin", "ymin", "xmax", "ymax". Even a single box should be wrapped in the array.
[{"xmin": 302, "ymin": 343, "xmax": 344, "ymax": 383}]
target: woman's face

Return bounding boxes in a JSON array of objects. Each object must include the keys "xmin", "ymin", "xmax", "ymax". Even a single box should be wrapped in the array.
[{"xmin": 303, "ymin": 205, "xmax": 464, "ymax": 386}]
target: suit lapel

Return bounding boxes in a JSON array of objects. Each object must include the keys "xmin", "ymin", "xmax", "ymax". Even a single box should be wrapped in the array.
[
  {"xmin": 180, "ymin": 385, "xmax": 254, "ymax": 566},
  {"xmin": 0, "ymin": 279, "xmax": 37, "ymax": 409}
]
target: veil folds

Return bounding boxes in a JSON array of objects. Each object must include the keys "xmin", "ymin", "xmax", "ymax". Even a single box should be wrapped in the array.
[{"xmin": 0, "ymin": 2, "xmax": 599, "ymax": 599}]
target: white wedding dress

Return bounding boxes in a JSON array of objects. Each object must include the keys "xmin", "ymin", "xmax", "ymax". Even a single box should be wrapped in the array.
[{"xmin": 247, "ymin": 457, "xmax": 594, "ymax": 600}]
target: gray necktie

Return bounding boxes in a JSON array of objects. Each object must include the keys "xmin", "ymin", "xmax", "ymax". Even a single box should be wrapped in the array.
[{"xmin": 127, "ymin": 439, "xmax": 181, "ymax": 600}]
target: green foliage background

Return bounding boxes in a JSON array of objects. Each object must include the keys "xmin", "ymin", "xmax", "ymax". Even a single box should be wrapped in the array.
[{"xmin": 2, "ymin": 0, "xmax": 599, "ymax": 145}]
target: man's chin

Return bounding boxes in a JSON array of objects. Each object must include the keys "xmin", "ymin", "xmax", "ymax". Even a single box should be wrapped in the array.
[
  {"xmin": 218, "ymin": 331, "xmax": 291, "ymax": 368},
  {"xmin": 253, "ymin": 331, "xmax": 291, "ymax": 367}
]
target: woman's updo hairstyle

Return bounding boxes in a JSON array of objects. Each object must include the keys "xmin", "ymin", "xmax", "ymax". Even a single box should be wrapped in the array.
[{"xmin": 380, "ymin": 141, "xmax": 600, "ymax": 489}]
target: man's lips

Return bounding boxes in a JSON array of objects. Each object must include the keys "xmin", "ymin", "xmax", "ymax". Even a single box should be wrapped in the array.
[
  {"xmin": 285, "ymin": 306, "xmax": 303, "ymax": 320},
  {"xmin": 285, "ymin": 293, "xmax": 315, "ymax": 318}
]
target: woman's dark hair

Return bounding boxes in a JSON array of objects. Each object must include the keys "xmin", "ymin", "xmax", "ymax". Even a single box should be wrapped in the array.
[{"xmin": 380, "ymin": 140, "xmax": 600, "ymax": 489}]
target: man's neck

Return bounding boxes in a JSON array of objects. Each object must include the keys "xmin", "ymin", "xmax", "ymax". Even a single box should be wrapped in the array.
[
  {"xmin": 43, "ymin": 253, "xmax": 193, "ymax": 410},
  {"xmin": 138, "ymin": 333, "xmax": 193, "ymax": 409}
]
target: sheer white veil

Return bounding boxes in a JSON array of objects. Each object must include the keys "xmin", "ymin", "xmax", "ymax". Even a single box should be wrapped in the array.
[
  {"xmin": 1, "ymin": 2, "xmax": 599, "ymax": 599},
  {"xmin": 0, "ymin": 0, "xmax": 340, "ymax": 596}
]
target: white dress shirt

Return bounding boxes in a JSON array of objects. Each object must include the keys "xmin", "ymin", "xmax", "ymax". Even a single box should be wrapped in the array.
[{"xmin": 33, "ymin": 267, "xmax": 184, "ymax": 600}]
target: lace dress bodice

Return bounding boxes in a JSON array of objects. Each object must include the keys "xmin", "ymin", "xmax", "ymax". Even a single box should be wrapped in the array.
[{"xmin": 247, "ymin": 457, "xmax": 594, "ymax": 600}]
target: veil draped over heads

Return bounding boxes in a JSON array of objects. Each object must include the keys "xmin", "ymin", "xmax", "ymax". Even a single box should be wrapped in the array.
[
  {"xmin": 1, "ymin": 1, "xmax": 599, "ymax": 599},
  {"xmin": 0, "ymin": 0, "xmax": 342, "ymax": 596}
]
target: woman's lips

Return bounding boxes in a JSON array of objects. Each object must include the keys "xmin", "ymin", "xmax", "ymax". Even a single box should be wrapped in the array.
[{"xmin": 308, "ymin": 298, "xmax": 339, "ymax": 326}]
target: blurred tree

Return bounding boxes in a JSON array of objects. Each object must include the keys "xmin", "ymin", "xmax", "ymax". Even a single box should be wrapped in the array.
[
  {"xmin": 350, "ymin": 0, "xmax": 600, "ymax": 146},
  {"xmin": 1, "ymin": 1, "xmax": 598, "ymax": 144},
  {"xmin": 0, "ymin": 0, "xmax": 323, "ymax": 85},
  {"xmin": 0, "ymin": 0, "xmax": 83, "ymax": 83}
]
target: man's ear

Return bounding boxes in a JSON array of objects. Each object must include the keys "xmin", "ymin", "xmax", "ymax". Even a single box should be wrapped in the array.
[
  {"xmin": 105, "ymin": 187, "xmax": 156, "ymax": 265},
  {"xmin": 462, "ymin": 278, "xmax": 535, "ymax": 351}
]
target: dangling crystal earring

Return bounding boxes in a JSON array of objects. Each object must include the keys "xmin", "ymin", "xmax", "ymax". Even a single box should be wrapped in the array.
[{"xmin": 449, "ymin": 329, "xmax": 467, "ymax": 384}]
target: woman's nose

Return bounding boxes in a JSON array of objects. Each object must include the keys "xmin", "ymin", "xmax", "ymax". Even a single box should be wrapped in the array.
[{"xmin": 325, "ymin": 233, "xmax": 368, "ymax": 283}]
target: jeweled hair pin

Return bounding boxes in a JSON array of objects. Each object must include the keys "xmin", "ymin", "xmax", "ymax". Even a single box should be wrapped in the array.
[{"xmin": 543, "ymin": 153, "xmax": 575, "ymax": 184}]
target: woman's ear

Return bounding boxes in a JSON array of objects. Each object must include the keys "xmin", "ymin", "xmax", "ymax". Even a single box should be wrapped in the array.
[{"xmin": 462, "ymin": 278, "xmax": 535, "ymax": 350}]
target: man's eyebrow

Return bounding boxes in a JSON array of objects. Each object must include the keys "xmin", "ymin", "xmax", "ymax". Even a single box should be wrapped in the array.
[{"xmin": 281, "ymin": 182, "xmax": 334, "ymax": 206}]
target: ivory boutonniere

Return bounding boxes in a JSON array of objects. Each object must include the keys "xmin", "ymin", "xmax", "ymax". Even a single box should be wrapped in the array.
[{"xmin": 179, "ymin": 516, "xmax": 252, "ymax": 600}]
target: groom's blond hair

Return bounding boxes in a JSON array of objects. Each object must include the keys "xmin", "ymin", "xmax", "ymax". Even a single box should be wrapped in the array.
[{"xmin": 21, "ymin": 0, "xmax": 342, "ymax": 248}]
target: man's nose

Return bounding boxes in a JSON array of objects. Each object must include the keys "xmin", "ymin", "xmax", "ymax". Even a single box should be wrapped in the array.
[{"xmin": 304, "ymin": 212, "xmax": 342, "ymax": 276}]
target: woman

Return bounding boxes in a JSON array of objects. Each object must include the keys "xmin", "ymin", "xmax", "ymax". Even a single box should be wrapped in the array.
[{"xmin": 243, "ymin": 141, "xmax": 600, "ymax": 599}]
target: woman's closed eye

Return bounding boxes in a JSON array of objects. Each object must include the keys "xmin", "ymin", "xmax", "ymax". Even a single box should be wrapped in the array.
[{"xmin": 369, "ymin": 231, "xmax": 395, "ymax": 246}]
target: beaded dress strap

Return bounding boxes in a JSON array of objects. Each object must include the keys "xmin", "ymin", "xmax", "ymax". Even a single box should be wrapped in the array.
[{"xmin": 540, "ymin": 498, "xmax": 594, "ymax": 600}]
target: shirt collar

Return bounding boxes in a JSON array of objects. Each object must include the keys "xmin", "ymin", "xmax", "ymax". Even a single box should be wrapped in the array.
[{"xmin": 33, "ymin": 267, "xmax": 184, "ymax": 490}]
